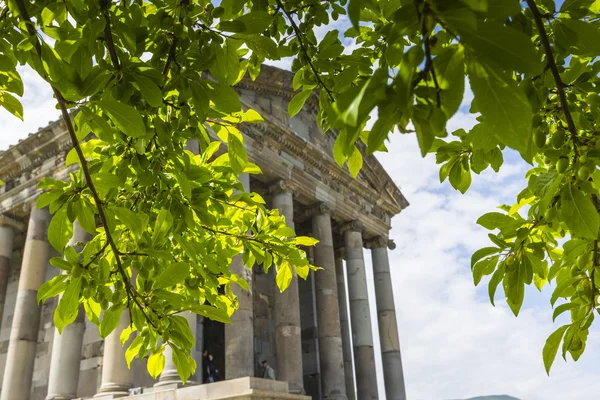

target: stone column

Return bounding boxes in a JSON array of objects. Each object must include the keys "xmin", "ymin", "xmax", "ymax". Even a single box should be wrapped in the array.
[
  {"xmin": 310, "ymin": 205, "xmax": 347, "ymax": 400},
  {"xmin": 335, "ymin": 252, "xmax": 356, "ymax": 400},
  {"xmin": 369, "ymin": 238, "xmax": 407, "ymax": 400},
  {"xmin": 270, "ymin": 181, "xmax": 304, "ymax": 394},
  {"xmin": 95, "ymin": 309, "xmax": 133, "ymax": 397},
  {"xmin": 0, "ymin": 216, "xmax": 21, "ymax": 326},
  {"xmin": 46, "ymin": 222, "xmax": 92, "ymax": 400},
  {"xmin": 342, "ymin": 221, "xmax": 378, "ymax": 400},
  {"xmin": 225, "ymin": 173, "xmax": 255, "ymax": 379},
  {"xmin": 1, "ymin": 207, "xmax": 52, "ymax": 400},
  {"xmin": 156, "ymin": 311, "xmax": 198, "ymax": 386}
]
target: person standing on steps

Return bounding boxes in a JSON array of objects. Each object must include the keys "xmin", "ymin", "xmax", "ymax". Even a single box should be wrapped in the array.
[
  {"xmin": 206, "ymin": 352, "xmax": 219, "ymax": 383},
  {"xmin": 261, "ymin": 359, "xmax": 276, "ymax": 380}
]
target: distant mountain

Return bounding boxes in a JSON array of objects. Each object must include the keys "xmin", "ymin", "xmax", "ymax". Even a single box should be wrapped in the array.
[{"xmin": 454, "ymin": 396, "xmax": 521, "ymax": 400}]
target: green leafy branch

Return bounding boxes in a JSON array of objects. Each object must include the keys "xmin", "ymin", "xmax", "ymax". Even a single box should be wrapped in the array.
[
  {"xmin": 274, "ymin": 0, "xmax": 334, "ymax": 102},
  {"xmin": 526, "ymin": 0, "xmax": 577, "ymax": 142}
]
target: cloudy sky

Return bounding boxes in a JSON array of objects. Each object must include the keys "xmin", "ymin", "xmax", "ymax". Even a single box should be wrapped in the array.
[{"xmin": 2, "ymin": 5, "xmax": 599, "ymax": 399}]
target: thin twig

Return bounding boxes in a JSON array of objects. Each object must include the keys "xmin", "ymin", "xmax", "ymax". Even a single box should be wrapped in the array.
[
  {"xmin": 274, "ymin": 0, "xmax": 335, "ymax": 102},
  {"xmin": 526, "ymin": 0, "xmax": 577, "ymax": 141},
  {"xmin": 102, "ymin": 11, "xmax": 121, "ymax": 70},
  {"xmin": 413, "ymin": 0, "xmax": 441, "ymax": 107}
]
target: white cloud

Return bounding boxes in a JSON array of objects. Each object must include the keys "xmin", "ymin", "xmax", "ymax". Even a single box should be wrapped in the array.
[{"xmin": 0, "ymin": 67, "xmax": 60, "ymax": 151}]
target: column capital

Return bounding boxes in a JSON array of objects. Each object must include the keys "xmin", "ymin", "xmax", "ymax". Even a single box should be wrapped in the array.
[
  {"xmin": 0, "ymin": 214, "xmax": 24, "ymax": 231},
  {"xmin": 364, "ymin": 236, "xmax": 396, "ymax": 250},
  {"xmin": 340, "ymin": 220, "xmax": 363, "ymax": 234},
  {"xmin": 304, "ymin": 202, "xmax": 332, "ymax": 218},
  {"xmin": 268, "ymin": 179, "xmax": 295, "ymax": 196}
]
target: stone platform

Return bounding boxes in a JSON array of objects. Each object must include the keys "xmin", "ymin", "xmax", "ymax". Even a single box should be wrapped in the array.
[{"xmin": 92, "ymin": 377, "xmax": 311, "ymax": 400}]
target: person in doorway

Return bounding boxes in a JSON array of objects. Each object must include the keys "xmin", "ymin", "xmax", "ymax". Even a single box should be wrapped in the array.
[
  {"xmin": 261, "ymin": 359, "xmax": 276, "ymax": 380},
  {"xmin": 206, "ymin": 353, "xmax": 219, "ymax": 383}
]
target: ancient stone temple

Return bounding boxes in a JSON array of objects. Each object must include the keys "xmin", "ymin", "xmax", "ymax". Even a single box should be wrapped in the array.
[{"xmin": 0, "ymin": 65, "xmax": 408, "ymax": 400}]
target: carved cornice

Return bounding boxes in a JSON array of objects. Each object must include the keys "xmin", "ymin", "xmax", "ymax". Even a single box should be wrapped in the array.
[
  {"xmin": 340, "ymin": 220, "xmax": 363, "ymax": 233},
  {"xmin": 364, "ymin": 236, "xmax": 395, "ymax": 250},
  {"xmin": 303, "ymin": 202, "xmax": 332, "ymax": 218},
  {"xmin": 268, "ymin": 179, "xmax": 295, "ymax": 196}
]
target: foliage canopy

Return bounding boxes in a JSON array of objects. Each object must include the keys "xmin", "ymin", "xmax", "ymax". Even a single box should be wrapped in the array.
[{"xmin": 1, "ymin": 0, "xmax": 600, "ymax": 379}]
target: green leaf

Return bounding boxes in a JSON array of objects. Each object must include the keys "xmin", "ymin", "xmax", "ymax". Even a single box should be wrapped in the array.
[
  {"xmin": 95, "ymin": 99, "xmax": 146, "ymax": 138},
  {"xmin": 543, "ymin": 325, "xmax": 569, "ymax": 374},
  {"xmin": 55, "ymin": 277, "xmax": 82, "ymax": 333},
  {"xmin": 288, "ymin": 89, "xmax": 312, "ymax": 118},
  {"xmin": 340, "ymin": 78, "xmax": 370, "ymax": 127},
  {"xmin": 154, "ymin": 262, "xmax": 190, "ymax": 290},
  {"xmin": 0, "ymin": 91, "xmax": 24, "ymax": 120},
  {"xmin": 293, "ymin": 236, "xmax": 319, "ymax": 246},
  {"xmin": 347, "ymin": 146, "xmax": 363, "ymax": 178},
  {"xmin": 228, "ymin": 131, "xmax": 248, "ymax": 175},
  {"xmin": 147, "ymin": 350, "xmax": 166, "ymax": 379},
  {"xmin": 210, "ymin": 83, "xmax": 241, "ymax": 114},
  {"xmin": 235, "ymin": 11, "xmax": 273, "ymax": 35},
  {"xmin": 503, "ymin": 267, "xmax": 524, "ymax": 316},
  {"xmin": 473, "ymin": 256, "xmax": 498, "ymax": 285},
  {"xmin": 553, "ymin": 303, "xmax": 579, "ymax": 322},
  {"xmin": 76, "ymin": 200, "xmax": 97, "ymax": 234},
  {"xmin": 50, "ymin": 257, "xmax": 72, "ymax": 271},
  {"xmin": 433, "ymin": 45, "xmax": 465, "ymax": 119},
  {"xmin": 48, "ymin": 208, "xmax": 73, "ymax": 252},
  {"xmin": 171, "ymin": 346, "xmax": 195, "ymax": 384},
  {"xmin": 561, "ymin": 184, "xmax": 599, "ymax": 239},
  {"xmin": 560, "ymin": 0, "xmax": 595, "ymax": 12},
  {"xmin": 120, "ymin": 325, "xmax": 135, "ymax": 345},
  {"xmin": 37, "ymin": 274, "xmax": 68, "ymax": 304},
  {"xmin": 190, "ymin": 304, "xmax": 231, "ymax": 324},
  {"xmin": 276, "ymin": 261, "xmax": 293, "ymax": 292},
  {"xmin": 559, "ymin": 20, "xmax": 600, "ymax": 56},
  {"xmin": 125, "ymin": 335, "xmax": 144, "ymax": 368},
  {"xmin": 471, "ymin": 247, "xmax": 501, "ymax": 269},
  {"xmin": 100, "ymin": 305, "xmax": 123, "ymax": 339},
  {"xmin": 132, "ymin": 75, "xmax": 163, "ymax": 108},
  {"xmin": 488, "ymin": 264, "xmax": 505, "ymax": 306},
  {"xmin": 91, "ymin": 172, "xmax": 123, "ymax": 198},
  {"xmin": 218, "ymin": 20, "xmax": 247, "ymax": 33},
  {"xmin": 113, "ymin": 207, "xmax": 144, "ymax": 241},
  {"xmin": 37, "ymin": 190, "xmax": 63, "ymax": 209},
  {"xmin": 459, "ymin": 20, "xmax": 542, "ymax": 74},
  {"xmin": 468, "ymin": 59, "xmax": 533, "ymax": 159},
  {"xmin": 348, "ymin": 0, "xmax": 361, "ymax": 30}
]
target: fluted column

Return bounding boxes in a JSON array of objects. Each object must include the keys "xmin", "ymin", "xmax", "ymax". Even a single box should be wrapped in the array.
[
  {"xmin": 270, "ymin": 180, "xmax": 304, "ymax": 394},
  {"xmin": 368, "ymin": 238, "xmax": 407, "ymax": 400},
  {"xmin": 46, "ymin": 222, "xmax": 92, "ymax": 400},
  {"xmin": 0, "ymin": 216, "xmax": 20, "ymax": 327},
  {"xmin": 342, "ymin": 221, "xmax": 378, "ymax": 400},
  {"xmin": 1, "ymin": 207, "xmax": 52, "ymax": 400},
  {"xmin": 156, "ymin": 311, "xmax": 198, "ymax": 386},
  {"xmin": 335, "ymin": 251, "xmax": 355, "ymax": 400},
  {"xmin": 95, "ymin": 309, "xmax": 133, "ymax": 397},
  {"xmin": 310, "ymin": 205, "xmax": 347, "ymax": 400},
  {"xmin": 225, "ymin": 173, "xmax": 255, "ymax": 379}
]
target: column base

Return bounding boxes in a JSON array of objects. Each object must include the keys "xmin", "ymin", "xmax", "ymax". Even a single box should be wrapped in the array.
[
  {"xmin": 45, "ymin": 396, "xmax": 77, "ymax": 400},
  {"xmin": 94, "ymin": 383, "xmax": 132, "ymax": 398}
]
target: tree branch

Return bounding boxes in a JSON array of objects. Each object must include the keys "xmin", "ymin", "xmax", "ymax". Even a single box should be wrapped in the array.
[
  {"xmin": 14, "ymin": 0, "xmax": 156, "ymax": 330},
  {"xmin": 102, "ymin": 10, "xmax": 121, "ymax": 70},
  {"xmin": 526, "ymin": 0, "xmax": 577, "ymax": 140},
  {"xmin": 274, "ymin": 0, "xmax": 335, "ymax": 102},
  {"xmin": 413, "ymin": 0, "xmax": 441, "ymax": 107}
]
